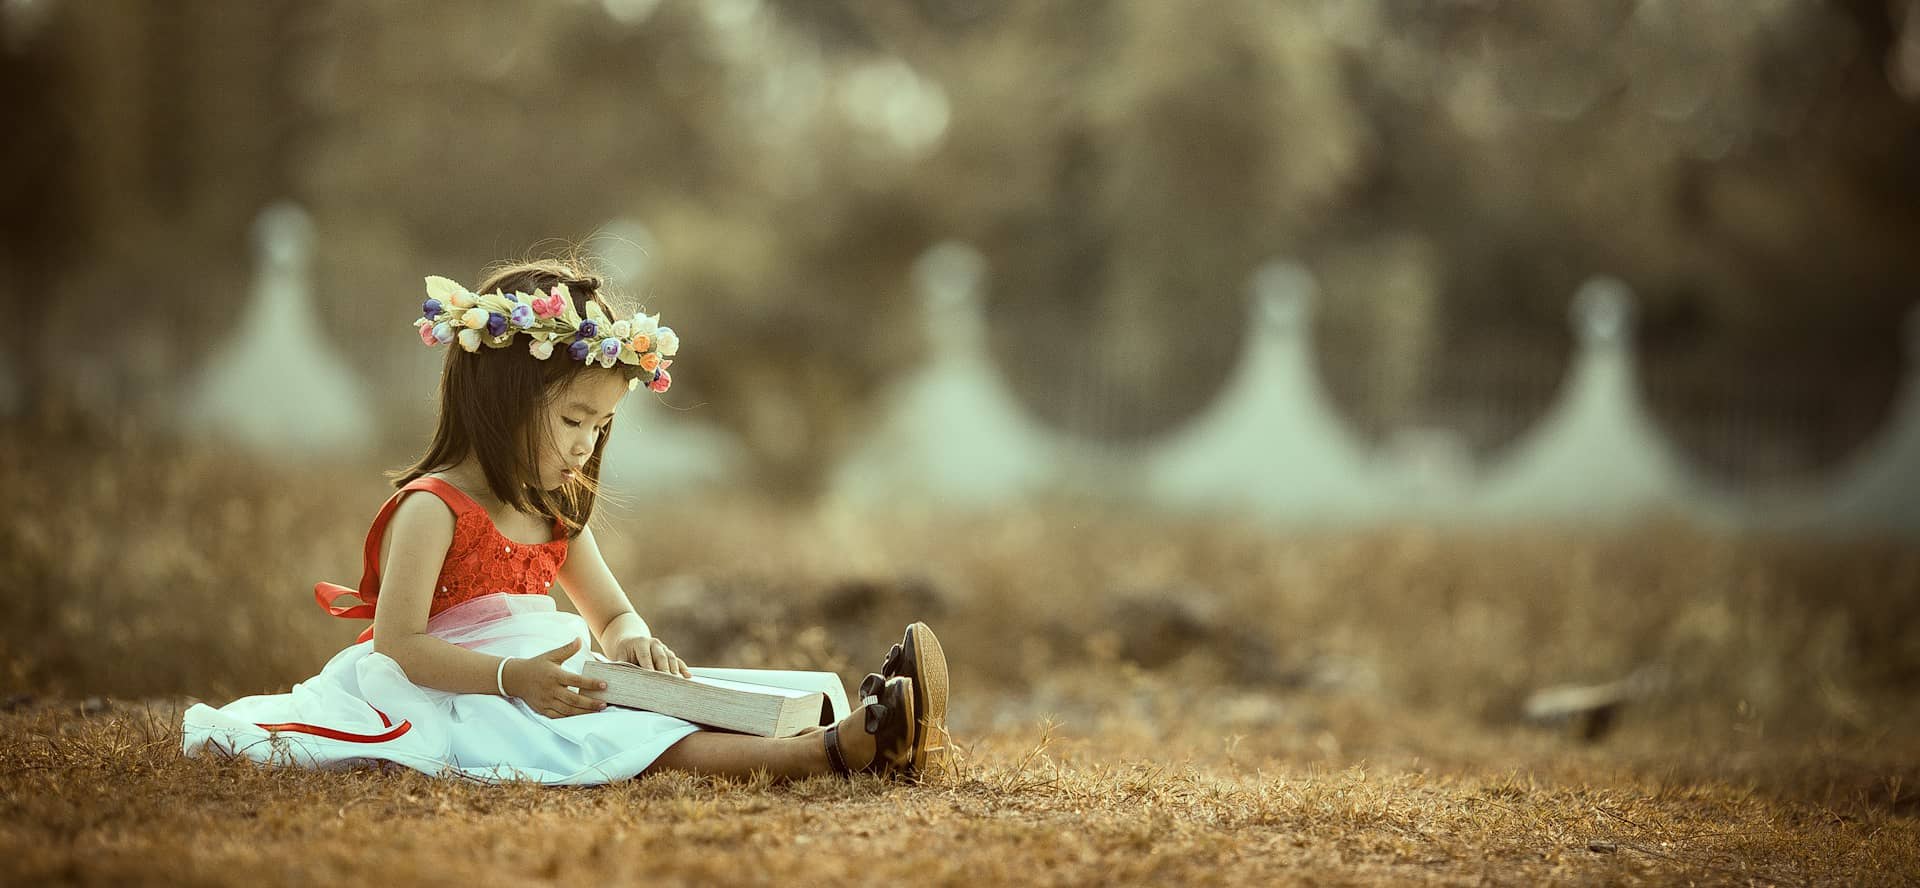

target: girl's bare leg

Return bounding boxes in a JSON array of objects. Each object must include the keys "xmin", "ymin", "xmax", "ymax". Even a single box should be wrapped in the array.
[{"xmin": 641, "ymin": 708, "xmax": 877, "ymax": 780}]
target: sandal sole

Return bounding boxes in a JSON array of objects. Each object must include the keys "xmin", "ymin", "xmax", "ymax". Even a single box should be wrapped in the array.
[{"xmin": 907, "ymin": 622, "xmax": 949, "ymax": 772}]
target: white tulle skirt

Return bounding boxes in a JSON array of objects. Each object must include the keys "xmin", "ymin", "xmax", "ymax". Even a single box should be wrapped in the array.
[{"xmin": 181, "ymin": 593, "xmax": 704, "ymax": 785}]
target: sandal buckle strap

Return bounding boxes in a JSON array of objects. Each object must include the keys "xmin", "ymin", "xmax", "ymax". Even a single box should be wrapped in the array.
[{"xmin": 823, "ymin": 723, "xmax": 850, "ymax": 774}]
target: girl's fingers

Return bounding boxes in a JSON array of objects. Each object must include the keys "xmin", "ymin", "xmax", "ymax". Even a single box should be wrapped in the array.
[
  {"xmin": 559, "ymin": 671, "xmax": 606, "ymax": 691},
  {"xmin": 545, "ymin": 697, "xmax": 598, "ymax": 718},
  {"xmin": 562, "ymin": 689, "xmax": 606, "ymax": 711},
  {"xmin": 672, "ymin": 657, "xmax": 689, "ymax": 678}
]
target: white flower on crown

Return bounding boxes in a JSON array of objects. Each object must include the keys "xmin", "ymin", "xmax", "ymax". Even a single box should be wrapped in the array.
[
  {"xmin": 655, "ymin": 326, "xmax": 679, "ymax": 357},
  {"xmin": 631, "ymin": 312, "xmax": 659, "ymax": 337},
  {"xmin": 457, "ymin": 328, "xmax": 483, "ymax": 352},
  {"xmin": 612, "ymin": 319, "xmax": 632, "ymax": 340}
]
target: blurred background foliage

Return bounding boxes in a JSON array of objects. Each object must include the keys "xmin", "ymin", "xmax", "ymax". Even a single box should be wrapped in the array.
[{"xmin": 3, "ymin": 0, "xmax": 1918, "ymax": 494}]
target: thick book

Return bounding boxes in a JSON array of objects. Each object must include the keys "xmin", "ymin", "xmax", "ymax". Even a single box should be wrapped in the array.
[{"xmin": 580, "ymin": 659, "xmax": 851, "ymax": 738}]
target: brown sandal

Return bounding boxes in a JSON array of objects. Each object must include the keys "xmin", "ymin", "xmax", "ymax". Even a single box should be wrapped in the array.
[
  {"xmin": 878, "ymin": 622, "xmax": 949, "ymax": 773},
  {"xmin": 823, "ymin": 673, "xmax": 917, "ymax": 779}
]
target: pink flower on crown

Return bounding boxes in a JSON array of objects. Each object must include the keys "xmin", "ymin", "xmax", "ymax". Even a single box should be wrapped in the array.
[
  {"xmin": 417, "ymin": 320, "xmax": 438, "ymax": 346},
  {"xmin": 648, "ymin": 369, "xmax": 671, "ymax": 392},
  {"xmin": 532, "ymin": 288, "xmax": 566, "ymax": 319}
]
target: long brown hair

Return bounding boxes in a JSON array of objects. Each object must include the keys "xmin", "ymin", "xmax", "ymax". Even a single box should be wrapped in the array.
[{"xmin": 392, "ymin": 258, "xmax": 646, "ymax": 538}]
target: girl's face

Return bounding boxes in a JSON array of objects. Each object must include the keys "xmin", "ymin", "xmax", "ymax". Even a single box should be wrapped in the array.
[{"xmin": 535, "ymin": 371, "xmax": 632, "ymax": 490}]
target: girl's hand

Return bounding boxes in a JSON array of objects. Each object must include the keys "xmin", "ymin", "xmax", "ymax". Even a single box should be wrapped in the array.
[
  {"xmin": 502, "ymin": 638, "xmax": 609, "ymax": 718},
  {"xmin": 606, "ymin": 633, "xmax": 692, "ymax": 678}
]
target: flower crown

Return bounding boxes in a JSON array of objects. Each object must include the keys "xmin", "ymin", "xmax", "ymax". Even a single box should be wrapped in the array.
[{"xmin": 413, "ymin": 276, "xmax": 677, "ymax": 393}]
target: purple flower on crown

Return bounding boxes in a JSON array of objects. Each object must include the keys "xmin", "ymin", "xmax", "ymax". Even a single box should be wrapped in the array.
[
  {"xmin": 599, "ymin": 337, "xmax": 621, "ymax": 361},
  {"xmin": 509, "ymin": 304, "xmax": 535, "ymax": 329},
  {"xmin": 568, "ymin": 339, "xmax": 592, "ymax": 362},
  {"xmin": 432, "ymin": 322, "xmax": 454, "ymax": 344},
  {"xmin": 486, "ymin": 312, "xmax": 508, "ymax": 336},
  {"xmin": 422, "ymin": 298, "xmax": 443, "ymax": 320},
  {"xmin": 577, "ymin": 320, "xmax": 598, "ymax": 340}
]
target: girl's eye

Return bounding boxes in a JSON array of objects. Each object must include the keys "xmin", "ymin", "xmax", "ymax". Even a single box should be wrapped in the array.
[{"xmin": 563, "ymin": 419, "xmax": 582, "ymax": 427}]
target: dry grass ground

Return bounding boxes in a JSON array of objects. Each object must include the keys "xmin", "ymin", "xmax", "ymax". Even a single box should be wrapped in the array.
[{"xmin": 3, "ymin": 412, "xmax": 1918, "ymax": 885}]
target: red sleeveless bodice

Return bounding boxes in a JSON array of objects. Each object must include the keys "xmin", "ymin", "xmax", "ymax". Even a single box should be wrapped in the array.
[{"xmin": 315, "ymin": 477, "xmax": 570, "ymax": 643}]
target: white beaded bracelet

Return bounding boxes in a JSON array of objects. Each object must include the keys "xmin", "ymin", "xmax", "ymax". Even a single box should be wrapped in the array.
[{"xmin": 496, "ymin": 656, "xmax": 514, "ymax": 697}]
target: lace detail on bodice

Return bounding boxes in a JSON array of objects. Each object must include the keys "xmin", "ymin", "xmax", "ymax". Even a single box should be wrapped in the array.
[{"xmin": 430, "ymin": 506, "xmax": 567, "ymax": 612}]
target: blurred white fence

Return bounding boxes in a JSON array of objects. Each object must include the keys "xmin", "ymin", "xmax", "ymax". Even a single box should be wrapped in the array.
[
  {"xmin": 180, "ymin": 208, "xmax": 1920, "ymax": 536},
  {"xmin": 826, "ymin": 241, "xmax": 1920, "ymax": 537}
]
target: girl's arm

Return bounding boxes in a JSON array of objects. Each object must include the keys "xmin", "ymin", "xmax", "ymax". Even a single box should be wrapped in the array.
[
  {"xmin": 370, "ymin": 493, "xmax": 607, "ymax": 715},
  {"xmin": 555, "ymin": 524, "xmax": 691, "ymax": 676}
]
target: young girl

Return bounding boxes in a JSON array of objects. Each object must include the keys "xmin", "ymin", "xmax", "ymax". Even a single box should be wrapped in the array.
[{"xmin": 182, "ymin": 259, "xmax": 949, "ymax": 784}]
